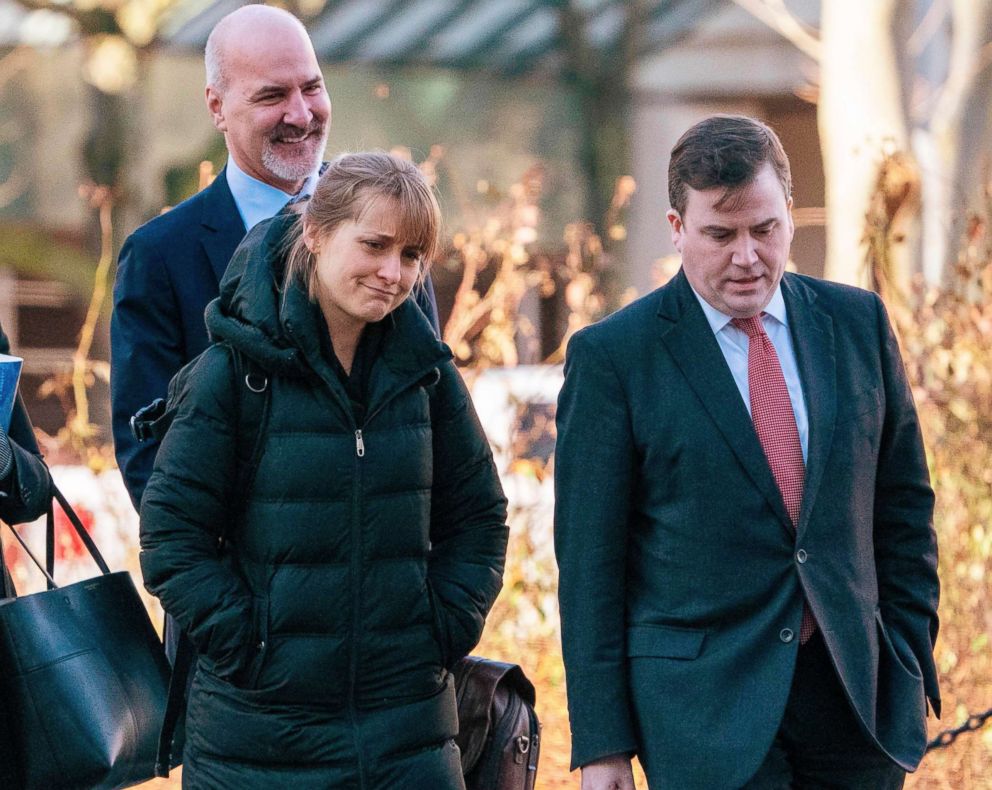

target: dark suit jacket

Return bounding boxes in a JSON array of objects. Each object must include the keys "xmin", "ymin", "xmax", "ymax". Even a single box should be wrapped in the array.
[
  {"xmin": 554, "ymin": 270, "xmax": 939, "ymax": 789},
  {"xmin": 111, "ymin": 171, "xmax": 440, "ymax": 509}
]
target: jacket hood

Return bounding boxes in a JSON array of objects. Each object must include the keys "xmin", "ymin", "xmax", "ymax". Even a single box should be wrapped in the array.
[{"xmin": 205, "ymin": 214, "xmax": 451, "ymax": 382}]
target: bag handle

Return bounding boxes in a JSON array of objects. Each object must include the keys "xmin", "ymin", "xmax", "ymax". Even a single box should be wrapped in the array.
[
  {"xmin": 2, "ymin": 512, "xmax": 57, "ymax": 588},
  {"xmin": 1, "ymin": 483, "xmax": 111, "ymax": 593},
  {"xmin": 51, "ymin": 485, "xmax": 110, "ymax": 575}
]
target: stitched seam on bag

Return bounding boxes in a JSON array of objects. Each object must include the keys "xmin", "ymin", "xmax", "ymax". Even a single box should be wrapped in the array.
[{"xmin": 19, "ymin": 647, "xmax": 94, "ymax": 674}]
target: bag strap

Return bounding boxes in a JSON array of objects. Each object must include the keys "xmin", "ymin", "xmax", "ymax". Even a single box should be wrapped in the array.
[
  {"xmin": 229, "ymin": 346, "xmax": 271, "ymax": 509},
  {"xmin": 154, "ymin": 630, "xmax": 194, "ymax": 776},
  {"xmin": 1, "ymin": 483, "xmax": 111, "ymax": 593},
  {"xmin": 155, "ymin": 346, "xmax": 271, "ymax": 777}
]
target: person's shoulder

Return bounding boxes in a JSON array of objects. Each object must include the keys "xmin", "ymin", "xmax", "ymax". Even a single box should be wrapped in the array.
[
  {"xmin": 125, "ymin": 181, "xmax": 225, "ymax": 248},
  {"xmin": 785, "ymin": 272, "xmax": 878, "ymax": 304},
  {"xmin": 573, "ymin": 288, "xmax": 664, "ymax": 349},
  {"xmin": 787, "ymin": 272, "xmax": 882, "ymax": 317},
  {"xmin": 166, "ymin": 343, "xmax": 240, "ymax": 417}
]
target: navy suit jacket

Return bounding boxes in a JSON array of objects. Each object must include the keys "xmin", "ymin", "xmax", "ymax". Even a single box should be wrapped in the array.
[
  {"xmin": 554, "ymin": 270, "xmax": 939, "ymax": 789},
  {"xmin": 111, "ymin": 171, "xmax": 439, "ymax": 509}
]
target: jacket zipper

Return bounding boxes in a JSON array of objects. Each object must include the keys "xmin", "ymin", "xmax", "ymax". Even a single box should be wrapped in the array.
[
  {"xmin": 346, "ymin": 364, "xmax": 440, "ymax": 716},
  {"xmin": 347, "ymin": 426, "xmax": 366, "ymax": 787}
]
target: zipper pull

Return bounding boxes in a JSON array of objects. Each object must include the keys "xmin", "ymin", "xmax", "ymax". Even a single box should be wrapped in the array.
[{"xmin": 355, "ymin": 429, "xmax": 365, "ymax": 458}]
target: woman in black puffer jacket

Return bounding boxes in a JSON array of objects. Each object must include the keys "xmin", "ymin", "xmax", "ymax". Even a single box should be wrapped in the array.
[{"xmin": 139, "ymin": 152, "xmax": 509, "ymax": 789}]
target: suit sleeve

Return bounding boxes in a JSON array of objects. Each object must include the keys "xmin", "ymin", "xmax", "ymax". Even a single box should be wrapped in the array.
[
  {"xmin": 554, "ymin": 329, "xmax": 639, "ymax": 769},
  {"xmin": 111, "ymin": 232, "xmax": 186, "ymax": 510},
  {"xmin": 0, "ymin": 393, "xmax": 53, "ymax": 526},
  {"xmin": 139, "ymin": 346, "xmax": 255, "ymax": 681},
  {"xmin": 871, "ymin": 294, "xmax": 940, "ymax": 715},
  {"xmin": 0, "ymin": 323, "xmax": 52, "ymax": 526},
  {"xmin": 427, "ymin": 363, "xmax": 509, "ymax": 667}
]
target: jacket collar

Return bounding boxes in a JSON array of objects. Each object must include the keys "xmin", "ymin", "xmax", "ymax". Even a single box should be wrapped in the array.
[
  {"xmin": 198, "ymin": 167, "xmax": 247, "ymax": 286},
  {"xmin": 655, "ymin": 270, "xmax": 835, "ymax": 536},
  {"xmin": 780, "ymin": 273, "xmax": 836, "ymax": 537},
  {"xmin": 282, "ymin": 282, "xmax": 452, "ymax": 424}
]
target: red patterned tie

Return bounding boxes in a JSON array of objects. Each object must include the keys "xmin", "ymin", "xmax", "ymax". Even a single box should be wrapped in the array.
[{"xmin": 732, "ymin": 314, "xmax": 815, "ymax": 643}]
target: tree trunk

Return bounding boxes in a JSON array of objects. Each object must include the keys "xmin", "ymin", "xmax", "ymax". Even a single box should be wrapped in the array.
[
  {"xmin": 818, "ymin": 0, "xmax": 913, "ymax": 286},
  {"xmin": 921, "ymin": 0, "xmax": 992, "ymax": 283}
]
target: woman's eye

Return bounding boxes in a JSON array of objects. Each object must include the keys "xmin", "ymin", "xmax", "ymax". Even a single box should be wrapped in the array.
[{"xmin": 363, "ymin": 240, "xmax": 383, "ymax": 250}]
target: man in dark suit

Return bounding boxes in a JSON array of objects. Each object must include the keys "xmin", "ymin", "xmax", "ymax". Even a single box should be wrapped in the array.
[
  {"xmin": 554, "ymin": 115, "xmax": 939, "ymax": 789},
  {"xmin": 111, "ymin": 5, "xmax": 438, "ymax": 509}
]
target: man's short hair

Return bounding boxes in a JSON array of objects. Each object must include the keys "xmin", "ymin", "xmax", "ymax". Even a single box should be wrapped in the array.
[
  {"xmin": 204, "ymin": 30, "xmax": 226, "ymax": 92},
  {"xmin": 668, "ymin": 115, "xmax": 792, "ymax": 217}
]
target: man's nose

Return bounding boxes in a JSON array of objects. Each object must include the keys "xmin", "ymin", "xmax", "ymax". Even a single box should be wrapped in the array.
[
  {"xmin": 283, "ymin": 90, "xmax": 312, "ymax": 128},
  {"xmin": 731, "ymin": 234, "xmax": 759, "ymax": 266}
]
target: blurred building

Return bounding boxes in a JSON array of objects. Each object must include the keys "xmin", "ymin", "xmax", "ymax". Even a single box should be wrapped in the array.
[{"xmin": 0, "ymin": 0, "xmax": 823, "ymax": 431}]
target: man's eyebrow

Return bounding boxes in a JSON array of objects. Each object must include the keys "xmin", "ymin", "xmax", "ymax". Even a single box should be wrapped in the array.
[{"xmin": 248, "ymin": 84, "xmax": 287, "ymax": 100}]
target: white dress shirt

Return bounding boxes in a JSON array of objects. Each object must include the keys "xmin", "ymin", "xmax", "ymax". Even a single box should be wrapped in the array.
[
  {"xmin": 690, "ymin": 284, "xmax": 809, "ymax": 462},
  {"xmin": 225, "ymin": 156, "xmax": 321, "ymax": 232}
]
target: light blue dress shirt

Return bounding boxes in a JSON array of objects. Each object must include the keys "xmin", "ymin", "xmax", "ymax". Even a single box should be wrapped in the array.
[
  {"xmin": 690, "ymin": 284, "xmax": 809, "ymax": 462},
  {"xmin": 225, "ymin": 157, "xmax": 321, "ymax": 232}
]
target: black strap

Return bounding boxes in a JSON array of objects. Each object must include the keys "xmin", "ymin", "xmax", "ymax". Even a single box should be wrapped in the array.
[
  {"xmin": 155, "ymin": 346, "xmax": 271, "ymax": 775},
  {"xmin": 230, "ymin": 347, "xmax": 271, "ymax": 501},
  {"xmin": 2, "ymin": 483, "xmax": 110, "ymax": 594},
  {"xmin": 53, "ymin": 486, "xmax": 111, "ymax": 574},
  {"xmin": 154, "ymin": 632, "xmax": 194, "ymax": 777}
]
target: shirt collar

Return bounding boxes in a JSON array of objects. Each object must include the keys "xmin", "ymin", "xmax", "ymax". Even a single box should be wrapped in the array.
[
  {"xmin": 688, "ymin": 281, "xmax": 788, "ymax": 335},
  {"xmin": 225, "ymin": 156, "xmax": 321, "ymax": 232}
]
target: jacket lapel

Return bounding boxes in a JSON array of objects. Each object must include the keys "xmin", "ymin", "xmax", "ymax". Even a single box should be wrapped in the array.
[
  {"xmin": 781, "ymin": 274, "xmax": 836, "ymax": 538},
  {"xmin": 199, "ymin": 168, "xmax": 247, "ymax": 286},
  {"xmin": 657, "ymin": 272, "xmax": 794, "ymax": 532}
]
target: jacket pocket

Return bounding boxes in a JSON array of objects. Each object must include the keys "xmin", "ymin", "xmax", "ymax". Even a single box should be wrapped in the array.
[
  {"xmin": 875, "ymin": 610, "xmax": 922, "ymax": 681},
  {"xmin": 626, "ymin": 624, "xmax": 705, "ymax": 659},
  {"xmin": 426, "ymin": 583, "xmax": 451, "ymax": 668},
  {"xmin": 239, "ymin": 595, "xmax": 270, "ymax": 689}
]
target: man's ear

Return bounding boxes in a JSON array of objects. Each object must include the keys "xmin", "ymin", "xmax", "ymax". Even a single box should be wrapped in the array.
[
  {"xmin": 205, "ymin": 86, "xmax": 227, "ymax": 133},
  {"xmin": 786, "ymin": 197, "xmax": 796, "ymax": 242},
  {"xmin": 667, "ymin": 209, "xmax": 685, "ymax": 252}
]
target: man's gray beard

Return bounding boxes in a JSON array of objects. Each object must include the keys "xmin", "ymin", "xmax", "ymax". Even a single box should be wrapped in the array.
[{"xmin": 261, "ymin": 134, "xmax": 326, "ymax": 185}]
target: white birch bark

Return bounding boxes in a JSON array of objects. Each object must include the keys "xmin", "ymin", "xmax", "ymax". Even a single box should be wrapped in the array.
[{"xmin": 818, "ymin": 0, "xmax": 910, "ymax": 285}]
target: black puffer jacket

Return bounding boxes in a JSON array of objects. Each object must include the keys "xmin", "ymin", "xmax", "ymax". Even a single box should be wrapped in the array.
[{"xmin": 139, "ymin": 216, "xmax": 508, "ymax": 788}]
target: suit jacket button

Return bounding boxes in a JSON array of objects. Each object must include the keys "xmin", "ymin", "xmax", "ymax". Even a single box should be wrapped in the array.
[
  {"xmin": 779, "ymin": 628, "xmax": 795, "ymax": 643},
  {"xmin": 796, "ymin": 549, "xmax": 808, "ymax": 564}
]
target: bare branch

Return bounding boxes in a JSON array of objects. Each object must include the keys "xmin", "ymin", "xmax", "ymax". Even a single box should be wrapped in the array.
[
  {"xmin": 730, "ymin": 0, "xmax": 822, "ymax": 62},
  {"xmin": 907, "ymin": 0, "xmax": 950, "ymax": 56}
]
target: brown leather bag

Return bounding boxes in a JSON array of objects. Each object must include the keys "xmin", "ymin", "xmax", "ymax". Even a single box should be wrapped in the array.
[{"xmin": 453, "ymin": 656, "xmax": 541, "ymax": 790}]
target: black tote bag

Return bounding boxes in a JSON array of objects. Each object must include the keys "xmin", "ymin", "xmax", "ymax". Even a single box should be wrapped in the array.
[{"xmin": 0, "ymin": 486, "xmax": 171, "ymax": 789}]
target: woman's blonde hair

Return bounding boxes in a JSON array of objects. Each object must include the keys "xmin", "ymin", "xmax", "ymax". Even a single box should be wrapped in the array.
[{"xmin": 284, "ymin": 151, "xmax": 442, "ymax": 300}]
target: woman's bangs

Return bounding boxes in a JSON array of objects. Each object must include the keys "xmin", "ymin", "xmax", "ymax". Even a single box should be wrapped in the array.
[{"xmin": 393, "ymin": 183, "xmax": 438, "ymax": 261}]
